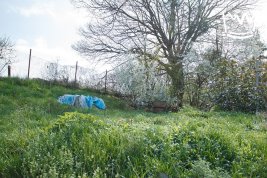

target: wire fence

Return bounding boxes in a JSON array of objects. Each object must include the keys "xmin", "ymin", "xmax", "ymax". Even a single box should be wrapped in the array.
[
  {"xmin": 0, "ymin": 50, "xmax": 123, "ymax": 93},
  {"xmin": 2, "ymin": 49, "xmax": 266, "ymax": 112}
]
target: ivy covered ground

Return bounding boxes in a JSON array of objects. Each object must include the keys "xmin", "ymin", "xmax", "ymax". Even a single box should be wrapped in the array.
[{"xmin": 0, "ymin": 78, "xmax": 266, "ymax": 177}]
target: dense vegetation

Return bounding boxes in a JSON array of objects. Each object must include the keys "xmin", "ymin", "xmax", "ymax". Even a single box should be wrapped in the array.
[{"xmin": 0, "ymin": 78, "xmax": 266, "ymax": 177}]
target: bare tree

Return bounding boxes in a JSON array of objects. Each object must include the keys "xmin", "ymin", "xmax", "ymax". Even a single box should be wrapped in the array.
[
  {"xmin": 72, "ymin": 0, "xmax": 256, "ymax": 108},
  {"xmin": 0, "ymin": 36, "xmax": 15, "ymax": 75}
]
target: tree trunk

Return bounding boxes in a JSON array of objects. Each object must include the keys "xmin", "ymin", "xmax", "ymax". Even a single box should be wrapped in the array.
[{"xmin": 167, "ymin": 62, "xmax": 184, "ymax": 109}]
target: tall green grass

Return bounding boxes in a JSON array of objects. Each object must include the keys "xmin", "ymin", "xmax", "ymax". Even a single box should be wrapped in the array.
[{"xmin": 0, "ymin": 78, "xmax": 266, "ymax": 177}]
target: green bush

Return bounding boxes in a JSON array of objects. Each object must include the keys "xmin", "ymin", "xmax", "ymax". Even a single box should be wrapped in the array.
[{"xmin": 189, "ymin": 159, "xmax": 231, "ymax": 178}]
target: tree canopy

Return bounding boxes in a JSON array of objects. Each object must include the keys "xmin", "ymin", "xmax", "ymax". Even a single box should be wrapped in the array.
[{"xmin": 72, "ymin": 0, "xmax": 257, "ymax": 108}]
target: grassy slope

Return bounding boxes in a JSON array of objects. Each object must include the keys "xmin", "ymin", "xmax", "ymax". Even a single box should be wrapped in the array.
[{"xmin": 0, "ymin": 78, "xmax": 266, "ymax": 177}]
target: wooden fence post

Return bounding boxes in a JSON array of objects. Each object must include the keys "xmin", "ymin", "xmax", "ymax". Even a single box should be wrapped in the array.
[
  {"xmin": 104, "ymin": 70, "xmax": 108, "ymax": 93},
  {"xmin": 27, "ymin": 49, "xmax": 32, "ymax": 79},
  {"xmin": 8, "ymin": 65, "xmax": 11, "ymax": 77},
  {"xmin": 74, "ymin": 61, "xmax": 78, "ymax": 86}
]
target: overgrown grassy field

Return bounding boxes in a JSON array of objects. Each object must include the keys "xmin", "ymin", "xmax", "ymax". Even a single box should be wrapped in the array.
[{"xmin": 0, "ymin": 78, "xmax": 266, "ymax": 177}]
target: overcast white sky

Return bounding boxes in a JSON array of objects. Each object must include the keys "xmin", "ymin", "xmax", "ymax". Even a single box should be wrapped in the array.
[
  {"xmin": 0, "ymin": 0, "xmax": 93, "ymax": 77},
  {"xmin": 0, "ymin": 0, "xmax": 88, "ymax": 65},
  {"xmin": 0, "ymin": 0, "xmax": 267, "ymax": 77}
]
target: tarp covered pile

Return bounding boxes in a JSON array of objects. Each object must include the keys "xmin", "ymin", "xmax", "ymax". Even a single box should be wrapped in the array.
[{"xmin": 58, "ymin": 94, "xmax": 106, "ymax": 110}]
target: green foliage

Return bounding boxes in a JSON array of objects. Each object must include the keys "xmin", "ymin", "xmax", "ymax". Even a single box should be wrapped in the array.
[
  {"xmin": 189, "ymin": 159, "xmax": 231, "ymax": 178},
  {"xmin": 189, "ymin": 52, "xmax": 267, "ymax": 112},
  {"xmin": 19, "ymin": 111, "xmax": 267, "ymax": 177},
  {"xmin": 213, "ymin": 59, "xmax": 266, "ymax": 112},
  {"xmin": 0, "ymin": 78, "xmax": 266, "ymax": 177}
]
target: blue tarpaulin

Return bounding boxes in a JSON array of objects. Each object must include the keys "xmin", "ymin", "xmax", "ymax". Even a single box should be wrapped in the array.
[{"xmin": 58, "ymin": 94, "xmax": 106, "ymax": 110}]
